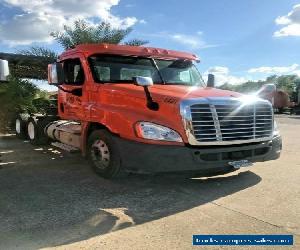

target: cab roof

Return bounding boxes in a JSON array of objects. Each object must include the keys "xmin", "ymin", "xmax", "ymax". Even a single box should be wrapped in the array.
[{"xmin": 59, "ymin": 43, "xmax": 200, "ymax": 62}]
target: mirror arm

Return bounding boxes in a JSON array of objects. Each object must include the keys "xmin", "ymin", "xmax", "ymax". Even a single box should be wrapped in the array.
[
  {"xmin": 57, "ymin": 86, "xmax": 82, "ymax": 96},
  {"xmin": 57, "ymin": 85, "xmax": 72, "ymax": 93},
  {"xmin": 143, "ymin": 86, "xmax": 159, "ymax": 111}
]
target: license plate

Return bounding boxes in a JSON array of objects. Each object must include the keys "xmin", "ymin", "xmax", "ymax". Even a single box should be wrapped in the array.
[{"xmin": 228, "ymin": 160, "xmax": 253, "ymax": 169}]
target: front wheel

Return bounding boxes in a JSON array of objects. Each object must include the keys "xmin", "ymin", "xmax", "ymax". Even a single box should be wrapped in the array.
[{"xmin": 87, "ymin": 130, "xmax": 123, "ymax": 179}]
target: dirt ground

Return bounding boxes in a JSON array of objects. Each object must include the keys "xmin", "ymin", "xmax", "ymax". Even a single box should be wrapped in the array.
[{"xmin": 0, "ymin": 115, "xmax": 299, "ymax": 250}]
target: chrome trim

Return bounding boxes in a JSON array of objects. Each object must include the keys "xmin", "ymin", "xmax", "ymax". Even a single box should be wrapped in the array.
[
  {"xmin": 253, "ymin": 103, "xmax": 256, "ymax": 139},
  {"xmin": 210, "ymin": 104, "xmax": 222, "ymax": 141},
  {"xmin": 180, "ymin": 97, "xmax": 274, "ymax": 146}
]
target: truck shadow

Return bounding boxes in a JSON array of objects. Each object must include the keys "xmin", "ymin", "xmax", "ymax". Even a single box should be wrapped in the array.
[{"xmin": 0, "ymin": 136, "xmax": 261, "ymax": 249}]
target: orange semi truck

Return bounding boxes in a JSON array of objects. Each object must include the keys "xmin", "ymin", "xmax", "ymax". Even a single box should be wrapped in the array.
[{"xmin": 0, "ymin": 44, "xmax": 282, "ymax": 178}]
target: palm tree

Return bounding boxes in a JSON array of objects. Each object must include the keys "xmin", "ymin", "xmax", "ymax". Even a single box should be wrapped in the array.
[
  {"xmin": 50, "ymin": 19, "xmax": 148, "ymax": 50},
  {"xmin": 17, "ymin": 19, "xmax": 148, "ymax": 78},
  {"xmin": 19, "ymin": 19, "xmax": 147, "ymax": 58}
]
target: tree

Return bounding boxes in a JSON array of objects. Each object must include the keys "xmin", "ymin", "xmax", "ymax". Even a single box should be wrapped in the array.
[
  {"xmin": 17, "ymin": 19, "xmax": 148, "ymax": 77},
  {"xmin": 18, "ymin": 46, "xmax": 58, "ymax": 61},
  {"xmin": 19, "ymin": 19, "xmax": 147, "ymax": 61},
  {"xmin": 219, "ymin": 75, "xmax": 300, "ymax": 95},
  {"xmin": 276, "ymin": 75, "xmax": 296, "ymax": 95},
  {"xmin": 50, "ymin": 19, "xmax": 148, "ymax": 50}
]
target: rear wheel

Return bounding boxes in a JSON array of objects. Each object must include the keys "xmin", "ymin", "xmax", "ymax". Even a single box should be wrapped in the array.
[
  {"xmin": 27, "ymin": 117, "xmax": 50, "ymax": 145},
  {"xmin": 278, "ymin": 108, "xmax": 284, "ymax": 114},
  {"xmin": 27, "ymin": 118, "xmax": 39, "ymax": 145},
  {"xmin": 15, "ymin": 115, "xmax": 28, "ymax": 139},
  {"xmin": 87, "ymin": 130, "xmax": 124, "ymax": 179}
]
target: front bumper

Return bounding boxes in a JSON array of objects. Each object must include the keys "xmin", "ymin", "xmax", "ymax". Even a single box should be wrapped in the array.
[{"xmin": 114, "ymin": 135, "xmax": 282, "ymax": 174}]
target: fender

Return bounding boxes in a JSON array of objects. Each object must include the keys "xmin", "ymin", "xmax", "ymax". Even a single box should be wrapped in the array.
[{"xmin": 88, "ymin": 102, "xmax": 186, "ymax": 142}]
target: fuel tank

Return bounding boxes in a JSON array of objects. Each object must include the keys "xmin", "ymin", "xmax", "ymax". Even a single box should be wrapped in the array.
[{"xmin": 46, "ymin": 120, "xmax": 81, "ymax": 148}]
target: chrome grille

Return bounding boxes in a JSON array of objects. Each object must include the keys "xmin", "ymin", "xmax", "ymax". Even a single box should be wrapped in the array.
[{"xmin": 190, "ymin": 102, "xmax": 273, "ymax": 143}]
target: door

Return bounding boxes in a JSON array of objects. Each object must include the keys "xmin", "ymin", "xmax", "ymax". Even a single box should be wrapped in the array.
[{"xmin": 60, "ymin": 58, "xmax": 86, "ymax": 121}]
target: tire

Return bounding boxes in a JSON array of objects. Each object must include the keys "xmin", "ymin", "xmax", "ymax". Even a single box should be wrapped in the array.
[
  {"xmin": 15, "ymin": 114, "xmax": 28, "ymax": 139},
  {"xmin": 278, "ymin": 108, "xmax": 284, "ymax": 114},
  {"xmin": 27, "ymin": 117, "xmax": 50, "ymax": 145},
  {"xmin": 87, "ymin": 130, "xmax": 124, "ymax": 179}
]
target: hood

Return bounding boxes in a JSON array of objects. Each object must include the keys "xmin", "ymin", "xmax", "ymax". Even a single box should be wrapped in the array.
[
  {"xmin": 149, "ymin": 85, "xmax": 242, "ymax": 100},
  {"xmin": 110, "ymin": 84, "xmax": 242, "ymax": 101}
]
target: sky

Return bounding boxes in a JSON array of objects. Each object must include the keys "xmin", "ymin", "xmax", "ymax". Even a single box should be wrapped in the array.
[{"xmin": 0, "ymin": 0, "xmax": 300, "ymax": 89}]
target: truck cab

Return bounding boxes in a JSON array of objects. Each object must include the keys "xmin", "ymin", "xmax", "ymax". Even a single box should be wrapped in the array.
[{"xmin": 2, "ymin": 44, "xmax": 282, "ymax": 179}]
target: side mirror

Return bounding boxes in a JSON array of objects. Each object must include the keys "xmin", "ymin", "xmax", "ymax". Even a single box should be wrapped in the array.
[
  {"xmin": 207, "ymin": 74, "xmax": 215, "ymax": 88},
  {"xmin": 48, "ymin": 63, "xmax": 64, "ymax": 85},
  {"xmin": 133, "ymin": 76, "xmax": 153, "ymax": 87},
  {"xmin": 133, "ymin": 76, "xmax": 158, "ymax": 111},
  {"xmin": 0, "ymin": 59, "xmax": 10, "ymax": 82}
]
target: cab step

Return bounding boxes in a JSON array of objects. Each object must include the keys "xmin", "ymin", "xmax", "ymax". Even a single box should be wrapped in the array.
[{"xmin": 51, "ymin": 142, "xmax": 80, "ymax": 153}]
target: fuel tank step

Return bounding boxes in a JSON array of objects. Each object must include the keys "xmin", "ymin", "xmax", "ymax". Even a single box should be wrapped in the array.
[{"xmin": 51, "ymin": 142, "xmax": 80, "ymax": 153}]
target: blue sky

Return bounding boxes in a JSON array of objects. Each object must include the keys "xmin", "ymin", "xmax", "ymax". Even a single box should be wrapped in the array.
[{"xmin": 0, "ymin": 0, "xmax": 300, "ymax": 88}]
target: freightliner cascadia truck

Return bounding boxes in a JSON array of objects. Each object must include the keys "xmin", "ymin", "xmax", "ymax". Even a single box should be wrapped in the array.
[{"xmin": 0, "ymin": 44, "xmax": 282, "ymax": 179}]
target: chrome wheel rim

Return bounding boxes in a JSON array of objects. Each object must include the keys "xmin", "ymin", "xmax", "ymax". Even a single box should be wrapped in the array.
[
  {"xmin": 15, "ymin": 119, "xmax": 21, "ymax": 134},
  {"xmin": 91, "ymin": 139, "xmax": 110, "ymax": 170},
  {"xmin": 28, "ymin": 122, "xmax": 35, "ymax": 140}
]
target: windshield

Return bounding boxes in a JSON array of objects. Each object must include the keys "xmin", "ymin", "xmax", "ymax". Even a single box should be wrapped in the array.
[{"xmin": 88, "ymin": 55, "xmax": 205, "ymax": 87}]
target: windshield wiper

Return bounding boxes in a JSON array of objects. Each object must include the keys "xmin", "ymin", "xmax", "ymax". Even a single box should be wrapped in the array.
[{"xmin": 150, "ymin": 58, "xmax": 165, "ymax": 84}]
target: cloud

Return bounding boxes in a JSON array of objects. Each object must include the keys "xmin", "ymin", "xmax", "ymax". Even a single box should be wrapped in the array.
[
  {"xmin": 139, "ymin": 19, "xmax": 147, "ymax": 24},
  {"xmin": 125, "ymin": 4, "xmax": 135, "ymax": 8},
  {"xmin": 142, "ymin": 31, "xmax": 216, "ymax": 50},
  {"xmin": 207, "ymin": 66, "xmax": 229, "ymax": 75},
  {"xmin": 171, "ymin": 34, "xmax": 205, "ymax": 49},
  {"xmin": 274, "ymin": 4, "xmax": 300, "ymax": 37},
  {"xmin": 170, "ymin": 32, "xmax": 217, "ymax": 49},
  {"xmin": 0, "ymin": 12, "xmax": 65, "ymax": 45},
  {"xmin": 248, "ymin": 64, "xmax": 300, "ymax": 75},
  {"xmin": 204, "ymin": 66, "xmax": 248, "ymax": 86},
  {"xmin": 0, "ymin": 0, "xmax": 139, "ymax": 45}
]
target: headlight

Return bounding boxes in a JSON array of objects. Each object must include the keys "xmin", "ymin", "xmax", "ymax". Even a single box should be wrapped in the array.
[
  {"xmin": 273, "ymin": 121, "xmax": 280, "ymax": 136},
  {"xmin": 135, "ymin": 122, "xmax": 183, "ymax": 142}
]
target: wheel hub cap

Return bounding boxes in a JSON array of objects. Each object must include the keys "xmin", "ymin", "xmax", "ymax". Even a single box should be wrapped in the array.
[
  {"xmin": 15, "ymin": 119, "xmax": 21, "ymax": 134},
  {"xmin": 91, "ymin": 140, "xmax": 110, "ymax": 169},
  {"xmin": 28, "ymin": 122, "xmax": 35, "ymax": 140}
]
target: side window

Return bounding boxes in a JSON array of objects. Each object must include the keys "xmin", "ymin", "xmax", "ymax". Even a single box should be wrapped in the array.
[
  {"xmin": 95, "ymin": 66, "xmax": 110, "ymax": 81},
  {"xmin": 63, "ymin": 58, "xmax": 85, "ymax": 85},
  {"xmin": 179, "ymin": 70, "xmax": 191, "ymax": 82}
]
